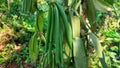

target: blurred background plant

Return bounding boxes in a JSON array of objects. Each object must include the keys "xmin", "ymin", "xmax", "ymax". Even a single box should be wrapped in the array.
[{"xmin": 0, "ymin": 0, "xmax": 120, "ymax": 68}]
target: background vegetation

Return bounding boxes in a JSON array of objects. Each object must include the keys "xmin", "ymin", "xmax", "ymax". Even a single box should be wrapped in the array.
[{"xmin": 0, "ymin": 0, "xmax": 120, "ymax": 68}]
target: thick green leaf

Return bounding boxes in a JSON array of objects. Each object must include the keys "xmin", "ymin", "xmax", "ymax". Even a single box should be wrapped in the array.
[
  {"xmin": 89, "ymin": 32, "xmax": 103, "ymax": 57},
  {"xmin": 72, "ymin": 16, "xmax": 80, "ymax": 38},
  {"xmin": 36, "ymin": 10, "xmax": 44, "ymax": 33},
  {"xmin": 99, "ymin": 52, "xmax": 108, "ymax": 68},
  {"xmin": 93, "ymin": 0, "xmax": 113, "ymax": 12},
  {"xmin": 73, "ymin": 37, "xmax": 87, "ymax": 68}
]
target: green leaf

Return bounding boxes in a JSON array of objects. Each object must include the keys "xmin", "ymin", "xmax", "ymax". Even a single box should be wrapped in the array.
[
  {"xmin": 72, "ymin": 16, "xmax": 80, "ymax": 38},
  {"xmin": 93, "ymin": 0, "xmax": 113, "ymax": 12},
  {"xmin": 36, "ymin": 10, "xmax": 44, "ymax": 33},
  {"xmin": 73, "ymin": 37, "xmax": 87, "ymax": 68},
  {"xmin": 89, "ymin": 32, "xmax": 103, "ymax": 57},
  {"xmin": 99, "ymin": 52, "xmax": 108, "ymax": 68}
]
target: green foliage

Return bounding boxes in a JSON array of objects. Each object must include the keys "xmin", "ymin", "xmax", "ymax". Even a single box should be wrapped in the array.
[
  {"xmin": 0, "ymin": 0, "xmax": 120, "ymax": 68},
  {"xmin": 0, "ymin": 0, "xmax": 7, "ymax": 11},
  {"xmin": 0, "ymin": 44, "xmax": 14, "ymax": 64}
]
